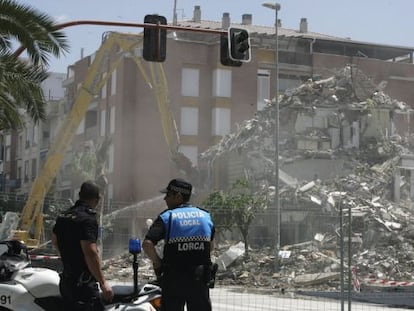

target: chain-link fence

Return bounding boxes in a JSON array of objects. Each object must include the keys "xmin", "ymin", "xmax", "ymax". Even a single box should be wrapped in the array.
[
  {"xmin": 99, "ymin": 197, "xmax": 414, "ymax": 310},
  {"xmin": 1, "ymin": 190, "xmax": 412, "ymax": 310}
]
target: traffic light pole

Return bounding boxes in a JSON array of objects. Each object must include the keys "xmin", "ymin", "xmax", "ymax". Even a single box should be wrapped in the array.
[{"xmin": 262, "ymin": 2, "xmax": 281, "ymax": 272}]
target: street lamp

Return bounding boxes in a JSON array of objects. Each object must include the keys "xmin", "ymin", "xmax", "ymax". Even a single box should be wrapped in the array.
[{"xmin": 262, "ymin": 2, "xmax": 281, "ymax": 271}]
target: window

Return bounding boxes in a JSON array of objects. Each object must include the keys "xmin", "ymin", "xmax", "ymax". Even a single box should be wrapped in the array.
[
  {"xmin": 5, "ymin": 147, "xmax": 10, "ymax": 162},
  {"xmin": 257, "ymin": 69, "xmax": 270, "ymax": 111},
  {"xmin": 25, "ymin": 127, "xmax": 31, "ymax": 149},
  {"xmin": 178, "ymin": 145, "xmax": 198, "ymax": 166},
  {"xmin": 24, "ymin": 160, "xmax": 29, "ymax": 182},
  {"xmin": 101, "ymin": 73, "xmax": 107, "ymax": 99},
  {"xmin": 85, "ymin": 110, "xmax": 98, "ymax": 129},
  {"xmin": 212, "ymin": 69, "xmax": 231, "ymax": 97},
  {"xmin": 181, "ymin": 68, "xmax": 199, "ymax": 97},
  {"xmin": 212, "ymin": 108, "xmax": 231, "ymax": 136},
  {"xmin": 33, "ymin": 125, "xmax": 39, "ymax": 145},
  {"xmin": 5, "ymin": 134, "xmax": 11, "ymax": 146},
  {"xmin": 76, "ymin": 118, "xmax": 85, "ymax": 134},
  {"xmin": 180, "ymin": 107, "xmax": 199, "ymax": 135},
  {"xmin": 31, "ymin": 159, "xmax": 37, "ymax": 181},
  {"xmin": 107, "ymin": 183, "xmax": 113, "ymax": 202},
  {"xmin": 18, "ymin": 135, "xmax": 22, "ymax": 157},
  {"xmin": 110, "ymin": 106, "xmax": 115, "ymax": 134},
  {"xmin": 67, "ymin": 66, "xmax": 75, "ymax": 80},
  {"xmin": 111, "ymin": 69, "xmax": 117, "ymax": 96},
  {"xmin": 100, "ymin": 109, "xmax": 106, "ymax": 136},
  {"xmin": 108, "ymin": 143, "xmax": 114, "ymax": 173}
]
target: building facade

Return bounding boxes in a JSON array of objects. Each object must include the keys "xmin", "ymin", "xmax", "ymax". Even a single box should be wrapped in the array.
[
  {"xmin": 5, "ymin": 6, "xmax": 414, "ymax": 209},
  {"xmin": 1, "ymin": 72, "xmax": 66, "ymax": 196}
]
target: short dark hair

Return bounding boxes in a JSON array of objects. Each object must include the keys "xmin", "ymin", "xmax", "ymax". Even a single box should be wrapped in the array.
[{"xmin": 79, "ymin": 181, "xmax": 100, "ymax": 201}]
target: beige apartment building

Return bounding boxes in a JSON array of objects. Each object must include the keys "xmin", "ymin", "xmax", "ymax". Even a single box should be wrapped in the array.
[{"xmin": 4, "ymin": 6, "xmax": 414, "ymax": 210}]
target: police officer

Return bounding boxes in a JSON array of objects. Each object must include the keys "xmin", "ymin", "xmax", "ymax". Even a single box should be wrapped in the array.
[
  {"xmin": 143, "ymin": 178, "xmax": 215, "ymax": 311},
  {"xmin": 52, "ymin": 181, "xmax": 113, "ymax": 311}
]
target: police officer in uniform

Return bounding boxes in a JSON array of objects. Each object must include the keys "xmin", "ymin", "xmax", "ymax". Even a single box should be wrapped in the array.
[
  {"xmin": 143, "ymin": 178, "xmax": 215, "ymax": 311},
  {"xmin": 52, "ymin": 181, "xmax": 113, "ymax": 311}
]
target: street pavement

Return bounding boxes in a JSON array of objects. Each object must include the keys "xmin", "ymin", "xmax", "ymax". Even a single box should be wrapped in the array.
[{"xmin": 210, "ymin": 287, "xmax": 414, "ymax": 311}]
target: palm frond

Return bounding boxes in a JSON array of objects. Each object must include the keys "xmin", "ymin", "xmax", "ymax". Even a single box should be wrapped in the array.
[
  {"xmin": 0, "ymin": 0, "xmax": 69, "ymax": 67},
  {"xmin": 0, "ymin": 54, "xmax": 47, "ymax": 129}
]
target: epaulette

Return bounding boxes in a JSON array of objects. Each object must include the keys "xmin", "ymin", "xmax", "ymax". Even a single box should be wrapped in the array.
[
  {"xmin": 57, "ymin": 208, "xmax": 75, "ymax": 219},
  {"xmin": 85, "ymin": 207, "xmax": 96, "ymax": 215}
]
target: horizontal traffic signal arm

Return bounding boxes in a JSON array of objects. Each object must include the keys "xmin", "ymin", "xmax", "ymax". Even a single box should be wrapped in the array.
[{"xmin": 14, "ymin": 20, "xmax": 227, "ymax": 57}]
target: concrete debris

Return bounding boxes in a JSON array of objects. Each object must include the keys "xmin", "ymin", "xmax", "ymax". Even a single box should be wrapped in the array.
[
  {"xmin": 0, "ymin": 212, "xmax": 19, "ymax": 240},
  {"xmin": 101, "ymin": 66, "xmax": 413, "ymax": 291},
  {"xmin": 293, "ymin": 272, "xmax": 340, "ymax": 286},
  {"xmin": 200, "ymin": 65, "xmax": 408, "ymax": 162},
  {"xmin": 194, "ymin": 65, "xmax": 414, "ymax": 291},
  {"xmin": 216, "ymin": 241, "xmax": 245, "ymax": 271}
]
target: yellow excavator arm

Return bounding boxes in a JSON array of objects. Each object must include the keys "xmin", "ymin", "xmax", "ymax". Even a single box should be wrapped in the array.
[
  {"xmin": 13, "ymin": 32, "xmax": 182, "ymax": 248},
  {"xmin": 14, "ymin": 33, "xmax": 142, "ymax": 247}
]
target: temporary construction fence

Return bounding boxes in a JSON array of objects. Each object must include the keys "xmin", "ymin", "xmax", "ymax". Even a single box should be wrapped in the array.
[
  {"xmin": 99, "ymin": 202, "xmax": 414, "ymax": 311},
  {"xmin": 0, "ymin": 189, "xmax": 412, "ymax": 310}
]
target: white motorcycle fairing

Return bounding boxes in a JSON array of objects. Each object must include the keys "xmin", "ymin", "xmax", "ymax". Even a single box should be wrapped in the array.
[
  {"xmin": 0, "ymin": 240, "xmax": 161, "ymax": 311},
  {"xmin": 0, "ymin": 267, "xmax": 61, "ymax": 311},
  {"xmin": 14, "ymin": 267, "xmax": 61, "ymax": 297}
]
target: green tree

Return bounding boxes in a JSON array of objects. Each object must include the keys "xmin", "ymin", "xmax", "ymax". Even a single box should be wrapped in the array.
[
  {"xmin": 0, "ymin": 0, "xmax": 69, "ymax": 128},
  {"xmin": 203, "ymin": 179, "xmax": 269, "ymax": 257}
]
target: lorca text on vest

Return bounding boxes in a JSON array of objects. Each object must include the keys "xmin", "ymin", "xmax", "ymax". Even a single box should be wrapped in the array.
[{"xmin": 178, "ymin": 241, "xmax": 205, "ymax": 251}]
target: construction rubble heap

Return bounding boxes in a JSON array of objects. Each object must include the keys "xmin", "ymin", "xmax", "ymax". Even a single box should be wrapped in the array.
[{"xmin": 102, "ymin": 65, "xmax": 414, "ymax": 291}]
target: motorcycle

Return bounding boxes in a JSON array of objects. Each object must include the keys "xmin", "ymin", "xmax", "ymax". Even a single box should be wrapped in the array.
[{"xmin": 0, "ymin": 239, "xmax": 161, "ymax": 311}]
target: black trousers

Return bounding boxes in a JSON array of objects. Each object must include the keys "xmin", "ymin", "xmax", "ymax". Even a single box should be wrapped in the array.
[
  {"xmin": 59, "ymin": 275, "xmax": 104, "ymax": 311},
  {"xmin": 161, "ymin": 269, "xmax": 212, "ymax": 311}
]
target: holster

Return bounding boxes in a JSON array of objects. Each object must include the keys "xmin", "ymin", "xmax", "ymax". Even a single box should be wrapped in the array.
[
  {"xmin": 77, "ymin": 271, "xmax": 95, "ymax": 287},
  {"xmin": 207, "ymin": 263, "xmax": 218, "ymax": 288},
  {"xmin": 59, "ymin": 271, "xmax": 103, "ymax": 311},
  {"xmin": 193, "ymin": 263, "xmax": 218, "ymax": 288}
]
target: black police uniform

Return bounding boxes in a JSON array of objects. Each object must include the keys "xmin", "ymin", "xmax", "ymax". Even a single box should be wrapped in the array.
[
  {"xmin": 145, "ymin": 203, "xmax": 215, "ymax": 311},
  {"xmin": 53, "ymin": 200, "xmax": 104, "ymax": 311}
]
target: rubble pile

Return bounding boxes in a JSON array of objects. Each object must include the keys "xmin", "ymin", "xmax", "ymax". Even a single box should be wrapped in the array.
[
  {"xmin": 102, "ymin": 66, "xmax": 414, "ymax": 291},
  {"xmin": 200, "ymin": 65, "xmax": 408, "ymax": 163},
  {"xmin": 198, "ymin": 65, "xmax": 414, "ymax": 290}
]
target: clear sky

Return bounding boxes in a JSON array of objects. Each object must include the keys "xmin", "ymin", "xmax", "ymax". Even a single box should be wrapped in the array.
[{"xmin": 16, "ymin": 0, "xmax": 414, "ymax": 73}]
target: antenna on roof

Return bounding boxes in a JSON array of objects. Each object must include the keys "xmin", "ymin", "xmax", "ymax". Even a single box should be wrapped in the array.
[{"xmin": 173, "ymin": 0, "xmax": 178, "ymax": 25}]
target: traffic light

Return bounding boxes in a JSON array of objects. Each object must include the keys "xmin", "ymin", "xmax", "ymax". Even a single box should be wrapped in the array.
[
  {"xmin": 220, "ymin": 35, "xmax": 242, "ymax": 67},
  {"xmin": 143, "ymin": 14, "xmax": 167, "ymax": 62},
  {"xmin": 229, "ymin": 27, "xmax": 251, "ymax": 62}
]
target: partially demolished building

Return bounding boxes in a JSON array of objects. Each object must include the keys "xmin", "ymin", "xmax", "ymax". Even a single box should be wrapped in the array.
[{"xmin": 199, "ymin": 65, "xmax": 414, "ymax": 285}]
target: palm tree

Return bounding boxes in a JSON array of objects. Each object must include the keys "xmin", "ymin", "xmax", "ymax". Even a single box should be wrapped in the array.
[{"xmin": 0, "ymin": 0, "xmax": 69, "ymax": 128}]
